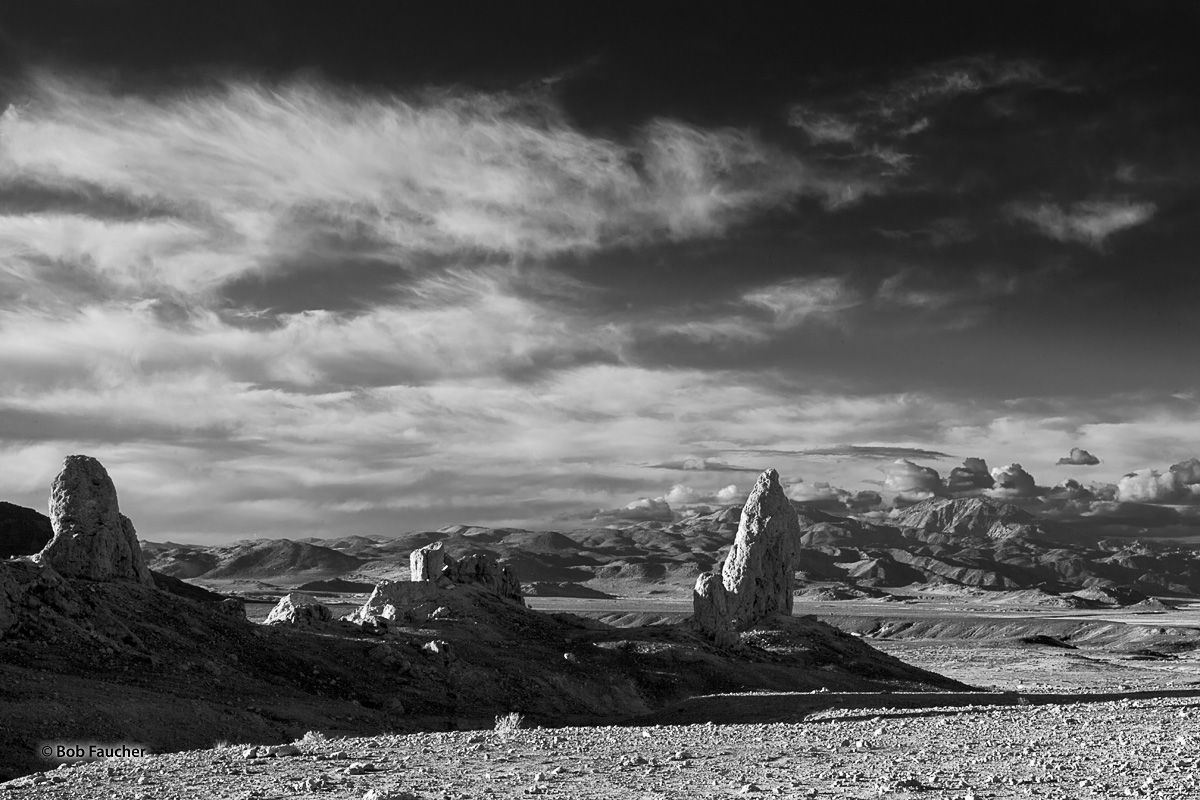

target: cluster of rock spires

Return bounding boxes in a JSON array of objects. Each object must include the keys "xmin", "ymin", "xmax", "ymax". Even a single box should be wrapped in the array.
[{"xmin": 693, "ymin": 468, "xmax": 801, "ymax": 645}]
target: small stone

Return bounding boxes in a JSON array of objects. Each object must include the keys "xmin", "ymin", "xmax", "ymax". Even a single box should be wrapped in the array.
[{"xmin": 265, "ymin": 744, "xmax": 301, "ymax": 757}]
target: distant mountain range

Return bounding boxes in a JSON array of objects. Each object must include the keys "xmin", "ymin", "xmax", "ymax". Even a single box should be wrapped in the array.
[{"xmin": 5, "ymin": 496, "xmax": 1199, "ymax": 600}]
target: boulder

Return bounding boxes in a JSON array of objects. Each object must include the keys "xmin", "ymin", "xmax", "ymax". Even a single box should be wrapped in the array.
[
  {"xmin": 33, "ymin": 455, "xmax": 154, "ymax": 585},
  {"xmin": 263, "ymin": 592, "xmax": 332, "ymax": 625},
  {"xmin": 693, "ymin": 468, "xmax": 802, "ymax": 639}
]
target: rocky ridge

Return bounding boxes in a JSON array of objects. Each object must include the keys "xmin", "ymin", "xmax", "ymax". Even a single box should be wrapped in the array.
[{"xmin": 127, "ymin": 495, "xmax": 1200, "ymax": 602}]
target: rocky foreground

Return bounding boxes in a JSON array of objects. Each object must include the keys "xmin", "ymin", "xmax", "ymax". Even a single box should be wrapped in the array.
[{"xmin": 3, "ymin": 690, "xmax": 1198, "ymax": 799}]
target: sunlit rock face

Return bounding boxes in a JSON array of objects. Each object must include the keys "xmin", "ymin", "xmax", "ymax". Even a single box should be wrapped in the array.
[
  {"xmin": 693, "ymin": 468, "xmax": 802, "ymax": 640},
  {"xmin": 34, "ymin": 455, "xmax": 154, "ymax": 586},
  {"xmin": 410, "ymin": 541, "xmax": 523, "ymax": 603}
]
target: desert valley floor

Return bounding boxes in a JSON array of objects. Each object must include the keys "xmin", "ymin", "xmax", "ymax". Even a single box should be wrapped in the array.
[{"xmin": 5, "ymin": 591, "xmax": 1200, "ymax": 799}]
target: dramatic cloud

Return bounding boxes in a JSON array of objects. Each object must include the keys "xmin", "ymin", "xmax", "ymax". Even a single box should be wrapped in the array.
[
  {"xmin": 1009, "ymin": 200, "xmax": 1156, "ymax": 248},
  {"xmin": 1117, "ymin": 459, "xmax": 1200, "ymax": 505},
  {"xmin": 945, "ymin": 457, "xmax": 994, "ymax": 495},
  {"xmin": 1057, "ymin": 447, "xmax": 1100, "ymax": 466},
  {"xmin": 985, "ymin": 463, "xmax": 1039, "ymax": 500},
  {"xmin": 0, "ymin": 72, "xmax": 866, "ymax": 311},
  {"xmin": 882, "ymin": 458, "xmax": 942, "ymax": 505}
]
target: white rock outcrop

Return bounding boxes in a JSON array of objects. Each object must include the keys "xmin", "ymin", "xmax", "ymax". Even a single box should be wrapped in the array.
[
  {"xmin": 693, "ymin": 468, "xmax": 801, "ymax": 640},
  {"xmin": 409, "ymin": 542, "xmax": 523, "ymax": 603},
  {"xmin": 263, "ymin": 592, "xmax": 333, "ymax": 625},
  {"xmin": 33, "ymin": 455, "xmax": 154, "ymax": 585}
]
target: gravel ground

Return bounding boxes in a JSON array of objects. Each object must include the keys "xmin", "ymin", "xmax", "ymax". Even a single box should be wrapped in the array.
[{"xmin": 4, "ymin": 692, "xmax": 1198, "ymax": 799}]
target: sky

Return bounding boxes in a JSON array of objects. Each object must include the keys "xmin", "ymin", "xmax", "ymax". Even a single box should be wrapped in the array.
[{"xmin": 0, "ymin": 1, "xmax": 1198, "ymax": 542}]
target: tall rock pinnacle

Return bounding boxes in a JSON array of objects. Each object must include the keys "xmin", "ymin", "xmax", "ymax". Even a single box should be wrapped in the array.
[
  {"xmin": 33, "ymin": 455, "xmax": 154, "ymax": 585},
  {"xmin": 693, "ymin": 468, "xmax": 801, "ymax": 639}
]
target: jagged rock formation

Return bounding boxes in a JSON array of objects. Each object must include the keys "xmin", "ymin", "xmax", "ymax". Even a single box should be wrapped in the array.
[
  {"xmin": 409, "ymin": 542, "xmax": 523, "ymax": 603},
  {"xmin": 693, "ymin": 469, "xmax": 802, "ymax": 639},
  {"xmin": 263, "ymin": 592, "xmax": 333, "ymax": 625},
  {"xmin": 33, "ymin": 455, "xmax": 154, "ymax": 585},
  {"xmin": 890, "ymin": 496, "xmax": 1041, "ymax": 540},
  {"xmin": 0, "ymin": 501, "xmax": 53, "ymax": 560}
]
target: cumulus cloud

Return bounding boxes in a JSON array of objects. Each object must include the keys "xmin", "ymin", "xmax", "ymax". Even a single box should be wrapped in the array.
[
  {"xmin": 569, "ymin": 496, "xmax": 675, "ymax": 527},
  {"xmin": 785, "ymin": 479, "xmax": 852, "ymax": 511},
  {"xmin": 658, "ymin": 484, "xmax": 702, "ymax": 506},
  {"xmin": 945, "ymin": 457, "xmax": 994, "ymax": 495},
  {"xmin": 1009, "ymin": 200, "xmax": 1156, "ymax": 248},
  {"xmin": 715, "ymin": 484, "xmax": 742, "ymax": 504},
  {"xmin": 1046, "ymin": 479, "xmax": 1096, "ymax": 502},
  {"xmin": 985, "ymin": 463, "xmax": 1040, "ymax": 500},
  {"xmin": 1172, "ymin": 458, "xmax": 1200, "ymax": 485},
  {"xmin": 1117, "ymin": 460, "xmax": 1200, "ymax": 505},
  {"xmin": 845, "ymin": 490, "xmax": 884, "ymax": 512},
  {"xmin": 658, "ymin": 482, "xmax": 746, "ymax": 508},
  {"xmin": 882, "ymin": 458, "xmax": 942, "ymax": 505},
  {"xmin": 1057, "ymin": 447, "xmax": 1100, "ymax": 466}
]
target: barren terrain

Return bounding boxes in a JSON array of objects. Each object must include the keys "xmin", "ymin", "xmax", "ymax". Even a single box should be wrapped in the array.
[{"xmin": 4, "ymin": 689, "xmax": 1199, "ymax": 799}]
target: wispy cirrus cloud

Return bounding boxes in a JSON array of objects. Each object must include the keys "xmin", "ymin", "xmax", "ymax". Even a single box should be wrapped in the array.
[
  {"xmin": 0, "ymin": 72, "xmax": 881, "ymax": 311},
  {"xmin": 788, "ymin": 56, "xmax": 1057, "ymax": 176},
  {"xmin": 1008, "ymin": 199, "xmax": 1156, "ymax": 248}
]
